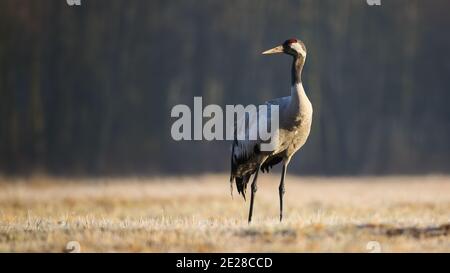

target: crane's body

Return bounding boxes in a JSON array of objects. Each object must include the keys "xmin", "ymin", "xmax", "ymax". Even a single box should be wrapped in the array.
[{"xmin": 229, "ymin": 38, "xmax": 313, "ymax": 223}]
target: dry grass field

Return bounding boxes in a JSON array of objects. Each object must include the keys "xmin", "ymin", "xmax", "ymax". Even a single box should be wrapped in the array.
[{"xmin": 0, "ymin": 175, "xmax": 449, "ymax": 252}]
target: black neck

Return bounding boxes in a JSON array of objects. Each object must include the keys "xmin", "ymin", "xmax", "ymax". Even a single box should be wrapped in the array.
[{"xmin": 291, "ymin": 55, "xmax": 305, "ymax": 85}]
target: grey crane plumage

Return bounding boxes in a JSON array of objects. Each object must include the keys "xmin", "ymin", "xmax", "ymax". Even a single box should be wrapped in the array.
[{"xmin": 229, "ymin": 38, "xmax": 313, "ymax": 223}]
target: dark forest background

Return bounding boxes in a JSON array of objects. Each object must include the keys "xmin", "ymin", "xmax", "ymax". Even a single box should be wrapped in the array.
[{"xmin": 0, "ymin": 0, "xmax": 449, "ymax": 176}]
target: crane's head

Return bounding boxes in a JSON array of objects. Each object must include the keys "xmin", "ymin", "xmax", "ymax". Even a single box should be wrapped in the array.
[{"xmin": 262, "ymin": 38, "xmax": 307, "ymax": 58}]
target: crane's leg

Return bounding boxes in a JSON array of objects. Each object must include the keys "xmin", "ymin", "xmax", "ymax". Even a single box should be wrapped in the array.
[
  {"xmin": 279, "ymin": 164, "xmax": 287, "ymax": 222},
  {"xmin": 248, "ymin": 166, "xmax": 260, "ymax": 223}
]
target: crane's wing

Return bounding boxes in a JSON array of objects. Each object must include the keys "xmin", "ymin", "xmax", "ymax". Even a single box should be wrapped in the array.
[
  {"xmin": 265, "ymin": 96, "xmax": 290, "ymax": 109},
  {"xmin": 229, "ymin": 107, "xmax": 260, "ymax": 199},
  {"xmin": 260, "ymin": 96, "xmax": 290, "ymax": 173},
  {"xmin": 261, "ymin": 154, "xmax": 283, "ymax": 173},
  {"xmin": 229, "ymin": 100, "xmax": 284, "ymax": 199}
]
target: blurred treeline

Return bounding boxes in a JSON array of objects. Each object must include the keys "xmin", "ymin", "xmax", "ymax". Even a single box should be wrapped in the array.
[{"xmin": 0, "ymin": 0, "xmax": 449, "ymax": 176}]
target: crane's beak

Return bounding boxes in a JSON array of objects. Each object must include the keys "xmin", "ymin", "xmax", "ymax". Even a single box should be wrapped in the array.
[{"xmin": 262, "ymin": 45, "xmax": 284, "ymax": 55}]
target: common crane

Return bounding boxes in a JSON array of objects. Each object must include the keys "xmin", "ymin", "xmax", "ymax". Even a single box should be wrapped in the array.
[{"xmin": 229, "ymin": 38, "xmax": 313, "ymax": 223}]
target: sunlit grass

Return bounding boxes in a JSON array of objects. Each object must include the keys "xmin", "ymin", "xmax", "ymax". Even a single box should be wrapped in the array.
[{"xmin": 0, "ymin": 175, "xmax": 449, "ymax": 252}]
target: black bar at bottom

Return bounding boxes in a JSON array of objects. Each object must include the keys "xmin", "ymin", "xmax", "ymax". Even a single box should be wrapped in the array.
[{"xmin": 1, "ymin": 253, "xmax": 446, "ymax": 272}]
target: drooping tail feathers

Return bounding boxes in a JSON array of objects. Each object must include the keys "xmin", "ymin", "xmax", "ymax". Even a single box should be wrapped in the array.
[
  {"xmin": 229, "ymin": 137, "xmax": 251, "ymax": 200},
  {"xmin": 230, "ymin": 174, "xmax": 251, "ymax": 201}
]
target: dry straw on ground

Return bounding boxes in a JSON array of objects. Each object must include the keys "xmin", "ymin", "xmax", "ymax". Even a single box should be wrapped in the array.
[{"xmin": 0, "ymin": 175, "xmax": 449, "ymax": 252}]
